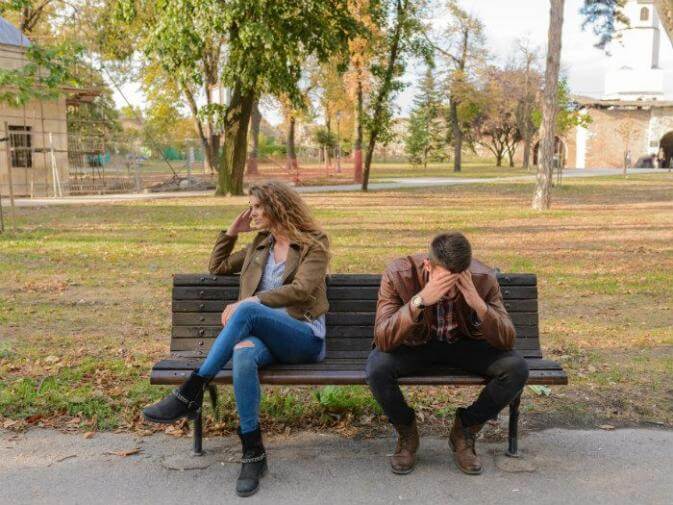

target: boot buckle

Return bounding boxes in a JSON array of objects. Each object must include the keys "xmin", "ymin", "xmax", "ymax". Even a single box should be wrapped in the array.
[
  {"xmin": 172, "ymin": 389, "xmax": 197, "ymax": 409},
  {"xmin": 241, "ymin": 452, "xmax": 267, "ymax": 464}
]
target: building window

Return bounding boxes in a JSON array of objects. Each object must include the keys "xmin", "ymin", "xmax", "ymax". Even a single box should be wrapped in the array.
[
  {"xmin": 9, "ymin": 125, "xmax": 32, "ymax": 168},
  {"xmin": 640, "ymin": 7, "xmax": 649, "ymax": 21}
]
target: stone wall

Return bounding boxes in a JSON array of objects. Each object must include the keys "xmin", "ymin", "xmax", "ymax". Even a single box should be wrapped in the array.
[{"xmin": 581, "ymin": 108, "xmax": 651, "ymax": 168}]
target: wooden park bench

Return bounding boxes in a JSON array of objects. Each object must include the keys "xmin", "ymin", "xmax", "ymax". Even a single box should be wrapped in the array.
[{"xmin": 150, "ymin": 273, "xmax": 568, "ymax": 457}]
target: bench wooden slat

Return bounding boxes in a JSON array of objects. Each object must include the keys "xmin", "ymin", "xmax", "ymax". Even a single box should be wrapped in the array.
[
  {"xmin": 173, "ymin": 273, "xmax": 537, "ymax": 287},
  {"xmin": 169, "ymin": 336, "xmax": 543, "ymax": 353},
  {"xmin": 171, "ymin": 311, "xmax": 539, "ymax": 327},
  {"xmin": 150, "ymin": 368, "xmax": 567, "ymax": 386},
  {"xmin": 172, "ymin": 299, "xmax": 539, "ymax": 313},
  {"xmin": 169, "ymin": 348, "xmax": 545, "ymax": 359},
  {"xmin": 170, "ymin": 325, "xmax": 540, "ymax": 339},
  {"xmin": 152, "ymin": 357, "xmax": 564, "ymax": 371},
  {"xmin": 169, "ymin": 342, "xmax": 544, "ymax": 360},
  {"xmin": 173, "ymin": 286, "xmax": 538, "ymax": 301}
]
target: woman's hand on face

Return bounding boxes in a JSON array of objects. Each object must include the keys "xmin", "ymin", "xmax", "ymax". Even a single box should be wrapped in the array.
[{"xmin": 226, "ymin": 208, "xmax": 253, "ymax": 236}]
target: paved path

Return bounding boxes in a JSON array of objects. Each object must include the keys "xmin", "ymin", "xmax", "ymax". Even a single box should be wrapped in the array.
[
  {"xmin": 1, "ymin": 427, "xmax": 671, "ymax": 504},
  {"xmin": 3, "ymin": 168, "xmax": 665, "ymax": 207}
]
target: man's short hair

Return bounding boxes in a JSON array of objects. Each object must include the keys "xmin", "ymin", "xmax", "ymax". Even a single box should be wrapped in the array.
[{"xmin": 428, "ymin": 232, "xmax": 472, "ymax": 273}]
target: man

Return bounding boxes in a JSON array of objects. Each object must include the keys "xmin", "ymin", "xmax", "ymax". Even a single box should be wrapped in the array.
[{"xmin": 366, "ymin": 232, "xmax": 529, "ymax": 475}]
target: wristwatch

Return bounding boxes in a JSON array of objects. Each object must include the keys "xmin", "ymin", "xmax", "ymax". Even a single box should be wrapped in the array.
[{"xmin": 411, "ymin": 294, "xmax": 425, "ymax": 309}]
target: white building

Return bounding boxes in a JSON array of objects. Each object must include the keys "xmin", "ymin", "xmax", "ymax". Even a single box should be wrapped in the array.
[{"xmin": 571, "ymin": 0, "xmax": 673, "ymax": 168}]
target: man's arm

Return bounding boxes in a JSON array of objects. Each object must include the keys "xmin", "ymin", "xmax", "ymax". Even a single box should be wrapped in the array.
[
  {"xmin": 477, "ymin": 280, "xmax": 516, "ymax": 350},
  {"xmin": 458, "ymin": 271, "xmax": 516, "ymax": 350},
  {"xmin": 373, "ymin": 270, "xmax": 425, "ymax": 352}
]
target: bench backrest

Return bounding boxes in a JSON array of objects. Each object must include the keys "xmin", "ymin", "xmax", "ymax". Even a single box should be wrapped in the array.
[{"xmin": 170, "ymin": 273, "xmax": 541, "ymax": 360}]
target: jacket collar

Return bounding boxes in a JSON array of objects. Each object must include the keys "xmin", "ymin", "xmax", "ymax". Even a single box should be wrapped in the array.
[{"xmin": 254, "ymin": 232, "xmax": 301, "ymax": 282}]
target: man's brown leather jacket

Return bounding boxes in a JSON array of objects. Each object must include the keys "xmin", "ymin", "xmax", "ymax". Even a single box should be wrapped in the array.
[{"xmin": 373, "ymin": 254, "xmax": 516, "ymax": 352}]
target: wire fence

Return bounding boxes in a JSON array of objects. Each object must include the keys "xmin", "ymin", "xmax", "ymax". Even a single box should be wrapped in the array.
[{"xmin": 0, "ymin": 126, "xmax": 410, "ymax": 198}]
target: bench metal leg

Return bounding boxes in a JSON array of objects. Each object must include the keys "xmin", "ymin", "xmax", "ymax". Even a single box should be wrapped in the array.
[
  {"xmin": 506, "ymin": 392, "xmax": 522, "ymax": 458},
  {"xmin": 192, "ymin": 410, "xmax": 204, "ymax": 457},
  {"xmin": 207, "ymin": 385, "xmax": 219, "ymax": 420},
  {"xmin": 191, "ymin": 386, "xmax": 217, "ymax": 456}
]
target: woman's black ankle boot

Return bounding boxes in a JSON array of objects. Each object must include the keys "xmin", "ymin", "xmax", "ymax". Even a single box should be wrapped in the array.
[
  {"xmin": 236, "ymin": 426, "xmax": 267, "ymax": 497},
  {"xmin": 142, "ymin": 371, "xmax": 208, "ymax": 424}
]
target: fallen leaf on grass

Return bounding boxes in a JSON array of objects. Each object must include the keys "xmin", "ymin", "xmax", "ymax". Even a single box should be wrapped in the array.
[
  {"xmin": 25, "ymin": 414, "xmax": 44, "ymax": 424},
  {"xmin": 105, "ymin": 448, "xmax": 142, "ymax": 457},
  {"xmin": 528, "ymin": 385, "xmax": 551, "ymax": 397},
  {"xmin": 164, "ymin": 425, "xmax": 187, "ymax": 437},
  {"xmin": 598, "ymin": 424, "xmax": 615, "ymax": 431}
]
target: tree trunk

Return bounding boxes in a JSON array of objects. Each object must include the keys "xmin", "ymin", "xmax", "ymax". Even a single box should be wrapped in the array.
[
  {"xmin": 246, "ymin": 99, "xmax": 261, "ymax": 175},
  {"xmin": 326, "ymin": 115, "xmax": 333, "ymax": 172},
  {"xmin": 353, "ymin": 79, "xmax": 363, "ymax": 183},
  {"xmin": 200, "ymin": 135, "xmax": 218, "ymax": 174},
  {"xmin": 532, "ymin": 0, "xmax": 564, "ymax": 211},
  {"xmin": 362, "ymin": 0, "xmax": 406, "ymax": 191},
  {"xmin": 286, "ymin": 116, "xmax": 298, "ymax": 173},
  {"xmin": 217, "ymin": 84, "xmax": 255, "ymax": 196},
  {"xmin": 450, "ymin": 98, "xmax": 462, "ymax": 172},
  {"xmin": 523, "ymin": 135, "xmax": 532, "ymax": 170}
]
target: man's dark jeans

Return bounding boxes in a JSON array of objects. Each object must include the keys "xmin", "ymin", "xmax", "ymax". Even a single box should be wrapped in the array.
[{"xmin": 365, "ymin": 338, "xmax": 529, "ymax": 427}]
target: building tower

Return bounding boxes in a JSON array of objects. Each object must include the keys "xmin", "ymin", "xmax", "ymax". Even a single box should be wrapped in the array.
[{"xmin": 604, "ymin": 0, "xmax": 664, "ymax": 100}]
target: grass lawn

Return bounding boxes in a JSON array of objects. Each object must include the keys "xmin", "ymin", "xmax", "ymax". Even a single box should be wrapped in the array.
[
  {"xmin": 368, "ymin": 160, "xmax": 530, "ymax": 180},
  {"xmin": 1, "ymin": 173, "xmax": 672, "ymax": 436}
]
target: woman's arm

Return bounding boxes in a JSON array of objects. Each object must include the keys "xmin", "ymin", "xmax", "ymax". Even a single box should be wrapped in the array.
[
  {"xmin": 208, "ymin": 232, "xmax": 250, "ymax": 275},
  {"xmin": 209, "ymin": 208, "xmax": 254, "ymax": 275}
]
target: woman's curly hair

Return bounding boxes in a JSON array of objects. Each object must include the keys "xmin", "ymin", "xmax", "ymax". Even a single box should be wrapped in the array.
[{"xmin": 248, "ymin": 181, "xmax": 330, "ymax": 258}]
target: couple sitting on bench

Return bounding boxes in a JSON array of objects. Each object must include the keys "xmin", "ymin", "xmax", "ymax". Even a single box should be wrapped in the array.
[{"xmin": 143, "ymin": 181, "xmax": 529, "ymax": 497}]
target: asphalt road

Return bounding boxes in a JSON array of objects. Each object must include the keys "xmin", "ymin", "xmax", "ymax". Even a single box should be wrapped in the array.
[{"xmin": 1, "ymin": 427, "xmax": 671, "ymax": 505}]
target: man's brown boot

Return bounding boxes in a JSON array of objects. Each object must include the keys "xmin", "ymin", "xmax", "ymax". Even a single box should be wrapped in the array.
[
  {"xmin": 449, "ymin": 413, "xmax": 484, "ymax": 475},
  {"xmin": 389, "ymin": 417, "xmax": 420, "ymax": 474}
]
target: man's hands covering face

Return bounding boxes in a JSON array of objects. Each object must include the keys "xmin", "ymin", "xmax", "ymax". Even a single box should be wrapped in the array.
[
  {"xmin": 418, "ymin": 269, "xmax": 458, "ymax": 306},
  {"xmin": 456, "ymin": 270, "xmax": 488, "ymax": 319}
]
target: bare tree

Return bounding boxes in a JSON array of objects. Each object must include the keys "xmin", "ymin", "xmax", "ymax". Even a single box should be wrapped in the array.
[
  {"xmin": 429, "ymin": 1, "xmax": 486, "ymax": 172},
  {"xmin": 616, "ymin": 117, "xmax": 640, "ymax": 178},
  {"xmin": 532, "ymin": 0, "xmax": 565, "ymax": 211},
  {"xmin": 477, "ymin": 66, "xmax": 521, "ymax": 167},
  {"xmin": 514, "ymin": 40, "xmax": 542, "ymax": 171}
]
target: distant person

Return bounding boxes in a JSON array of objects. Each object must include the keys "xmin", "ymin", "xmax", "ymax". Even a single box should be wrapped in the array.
[
  {"xmin": 366, "ymin": 232, "xmax": 527, "ymax": 475},
  {"xmin": 142, "ymin": 181, "xmax": 330, "ymax": 497},
  {"xmin": 657, "ymin": 148, "xmax": 665, "ymax": 168}
]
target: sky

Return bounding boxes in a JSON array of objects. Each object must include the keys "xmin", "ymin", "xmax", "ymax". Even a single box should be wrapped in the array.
[{"xmin": 110, "ymin": 0, "xmax": 673, "ymax": 125}]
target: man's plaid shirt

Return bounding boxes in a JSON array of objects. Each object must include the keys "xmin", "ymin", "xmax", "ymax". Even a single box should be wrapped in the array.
[{"xmin": 432, "ymin": 295, "xmax": 459, "ymax": 343}]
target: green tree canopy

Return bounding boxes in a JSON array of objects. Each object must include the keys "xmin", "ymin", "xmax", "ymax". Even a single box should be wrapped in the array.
[{"xmin": 112, "ymin": 0, "xmax": 362, "ymax": 195}]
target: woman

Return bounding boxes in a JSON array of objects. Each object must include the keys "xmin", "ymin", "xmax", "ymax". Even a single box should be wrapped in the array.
[{"xmin": 143, "ymin": 181, "xmax": 330, "ymax": 497}]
